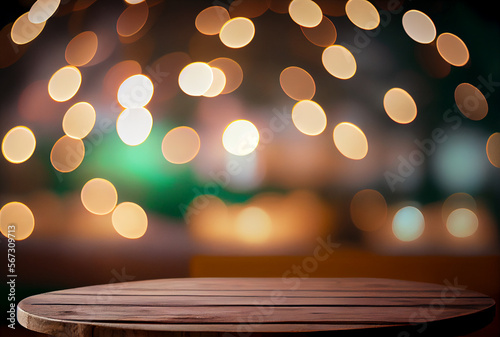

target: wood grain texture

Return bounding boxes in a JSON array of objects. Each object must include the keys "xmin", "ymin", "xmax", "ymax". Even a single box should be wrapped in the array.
[{"xmin": 17, "ymin": 277, "xmax": 496, "ymax": 337}]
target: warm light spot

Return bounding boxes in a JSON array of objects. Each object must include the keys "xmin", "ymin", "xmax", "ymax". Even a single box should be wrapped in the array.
[
  {"xmin": 125, "ymin": 0, "xmax": 145, "ymax": 3},
  {"xmin": 441, "ymin": 192, "xmax": 476, "ymax": 223},
  {"xmin": 280, "ymin": 66, "xmax": 316, "ymax": 101},
  {"xmin": 0, "ymin": 202, "xmax": 35, "ymax": 240},
  {"xmin": 392, "ymin": 206, "xmax": 424, "ymax": 242},
  {"xmin": 11, "ymin": 12, "xmax": 45, "ymax": 45},
  {"xmin": 402, "ymin": 10, "xmax": 436, "ymax": 44},
  {"xmin": 28, "ymin": 0, "xmax": 60, "ymax": 24},
  {"xmin": 219, "ymin": 17, "xmax": 255, "ymax": 48},
  {"xmin": 236, "ymin": 206, "xmax": 272, "ymax": 244},
  {"xmin": 50, "ymin": 135, "xmax": 85, "ymax": 173},
  {"xmin": 112, "ymin": 202, "xmax": 147, "ymax": 239},
  {"xmin": 178, "ymin": 62, "xmax": 213, "ymax": 96},
  {"xmin": 62, "ymin": 102, "xmax": 96, "ymax": 139},
  {"xmin": 301, "ymin": 15, "xmax": 337, "ymax": 47},
  {"xmin": 486, "ymin": 133, "xmax": 500, "ymax": 168},
  {"xmin": 195, "ymin": 6, "xmax": 230, "ymax": 35},
  {"xmin": 291, "ymin": 100, "xmax": 327, "ymax": 136},
  {"xmin": 436, "ymin": 33, "xmax": 469, "ymax": 67},
  {"xmin": 345, "ymin": 0, "xmax": 380, "ymax": 30},
  {"xmin": 116, "ymin": 107, "xmax": 153, "ymax": 146},
  {"xmin": 446, "ymin": 208, "xmax": 478, "ymax": 238},
  {"xmin": 288, "ymin": 0, "xmax": 323, "ymax": 28},
  {"xmin": 81, "ymin": 178, "xmax": 118, "ymax": 215},
  {"xmin": 103, "ymin": 60, "xmax": 142, "ymax": 99},
  {"xmin": 383, "ymin": 88, "xmax": 417, "ymax": 124},
  {"xmin": 208, "ymin": 58, "xmax": 243, "ymax": 94},
  {"xmin": 229, "ymin": 0, "xmax": 269, "ymax": 18},
  {"xmin": 322, "ymin": 45, "xmax": 357, "ymax": 79},
  {"xmin": 162, "ymin": 126, "xmax": 201, "ymax": 164},
  {"xmin": 203, "ymin": 67, "xmax": 226, "ymax": 97},
  {"xmin": 333, "ymin": 122, "xmax": 368, "ymax": 160},
  {"xmin": 65, "ymin": 31, "xmax": 98, "ymax": 66},
  {"xmin": 350, "ymin": 189, "xmax": 387, "ymax": 232},
  {"xmin": 48, "ymin": 66, "xmax": 82, "ymax": 102},
  {"xmin": 117, "ymin": 74, "xmax": 154, "ymax": 108},
  {"xmin": 2, "ymin": 126, "xmax": 36, "ymax": 164},
  {"xmin": 222, "ymin": 120, "xmax": 260, "ymax": 156},
  {"xmin": 454, "ymin": 83, "xmax": 488, "ymax": 121},
  {"xmin": 116, "ymin": 1, "xmax": 149, "ymax": 37}
]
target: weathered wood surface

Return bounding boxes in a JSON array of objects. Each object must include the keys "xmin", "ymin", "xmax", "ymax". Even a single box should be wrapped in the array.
[{"xmin": 17, "ymin": 277, "xmax": 496, "ymax": 337}]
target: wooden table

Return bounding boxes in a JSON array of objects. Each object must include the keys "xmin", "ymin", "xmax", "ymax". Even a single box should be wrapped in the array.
[{"xmin": 18, "ymin": 277, "xmax": 495, "ymax": 337}]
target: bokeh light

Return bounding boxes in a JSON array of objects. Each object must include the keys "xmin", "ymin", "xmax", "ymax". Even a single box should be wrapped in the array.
[
  {"xmin": 208, "ymin": 58, "xmax": 243, "ymax": 94},
  {"xmin": 116, "ymin": 1, "xmax": 149, "ymax": 37},
  {"xmin": 436, "ymin": 32, "xmax": 469, "ymax": 67},
  {"xmin": 454, "ymin": 83, "xmax": 488, "ymax": 121},
  {"xmin": 112, "ymin": 202, "xmax": 148, "ymax": 239},
  {"xmin": 486, "ymin": 133, "xmax": 500, "ymax": 168},
  {"xmin": 162, "ymin": 127, "xmax": 201, "ymax": 164},
  {"xmin": 291, "ymin": 100, "xmax": 327, "ymax": 136},
  {"xmin": 48, "ymin": 66, "xmax": 82, "ymax": 102},
  {"xmin": 195, "ymin": 6, "xmax": 230, "ymax": 35},
  {"xmin": 222, "ymin": 120, "xmax": 260, "ymax": 156},
  {"xmin": 116, "ymin": 107, "xmax": 153, "ymax": 146},
  {"xmin": 350, "ymin": 189, "xmax": 387, "ymax": 232},
  {"xmin": 65, "ymin": 31, "xmax": 98, "ymax": 67},
  {"xmin": 28, "ymin": 0, "xmax": 60, "ymax": 24},
  {"xmin": 178, "ymin": 62, "xmax": 213, "ymax": 96},
  {"xmin": 322, "ymin": 45, "xmax": 357, "ymax": 79},
  {"xmin": 442, "ymin": 192, "xmax": 477, "ymax": 223},
  {"xmin": 333, "ymin": 122, "xmax": 368, "ymax": 160},
  {"xmin": 50, "ymin": 135, "xmax": 85, "ymax": 173},
  {"xmin": 0, "ymin": 202, "xmax": 35, "ymax": 241},
  {"xmin": 383, "ymin": 88, "xmax": 417, "ymax": 124},
  {"xmin": 2, "ymin": 126, "xmax": 36, "ymax": 164},
  {"xmin": 392, "ymin": 206, "xmax": 425, "ymax": 242},
  {"xmin": 62, "ymin": 102, "xmax": 96, "ymax": 139},
  {"xmin": 280, "ymin": 66, "xmax": 316, "ymax": 101},
  {"xmin": 402, "ymin": 10, "xmax": 436, "ymax": 44},
  {"xmin": 117, "ymin": 74, "xmax": 154, "ymax": 109},
  {"xmin": 219, "ymin": 17, "xmax": 255, "ymax": 48},
  {"xmin": 11, "ymin": 12, "xmax": 45, "ymax": 45},
  {"xmin": 203, "ymin": 67, "xmax": 226, "ymax": 97},
  {"xmin": 236, "ymin": 206, "xmax": 272, "ymax": 244},
  {"xmin": 300, "ymin": 15, "xmax": 337, "ymax": 47},
  {"xmin": 288, "ymin": 0, "xmax": 323, "ymax": 28},
  {"xmin": 81, "ymin": 178, "xmax": 118, "ymax": 215},
  {"xmin": 345, "ymin": 0, "xmax": 380, "ymax": 30},
  {"xmin": 103, "ymin": 60, "xmax": 142, "ymax": 100},
  {"xmin": 446, "ymin": 208, "xmax": 479, "ymax": 238}
]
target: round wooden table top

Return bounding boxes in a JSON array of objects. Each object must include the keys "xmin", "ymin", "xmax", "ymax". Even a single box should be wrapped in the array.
[{"xmin": 18, "ymin": 277, "xmax": 495, "ymax": 337}]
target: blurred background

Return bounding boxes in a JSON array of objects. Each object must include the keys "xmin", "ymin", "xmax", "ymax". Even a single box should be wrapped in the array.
[{"xmin": 0, "ymin": 0, "xmax": 499, "ymax": 336}]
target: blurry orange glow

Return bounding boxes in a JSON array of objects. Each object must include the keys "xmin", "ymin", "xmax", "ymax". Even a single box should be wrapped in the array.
[
  {"xmin": 116, "ymin": 1, "xmax": 149, "ymax": 37},
  {"xmin": 288, "ymin": 0, "xmax": 323, "ymax": 28},
  {"xmin": 116, "ymin": 107, "xmax": 153, "ymax": 146},
  {"xmin": 63, "ymin": 102, "xmax": 96, "ymax": 139},
  {"xmin": 442, "ymin": 192, "xmax": 476, "ymax": 223},
  {"xmin": 112, "ymin": 202, "xmax": 148, "ymax": 239},
  {"xmin": 402, "ymin": 10, "xmax": 436, "ymax": 44},
  {"xmin": 333, "ymin": 122, "xmax": 368, "ymax": 160},
  {"xmin": 291, "ymin": 100, "xmax": 327, "ymax": 136},
  {"xmin": 383, "ymin": 88, "xmax": 417, "ymax": 124},
  {"xmin": 208, "ymin": 58, "xmax": 243, "ymax": 94},
  {"xmin": 117, "ymin": 74, "xmax": 154, "ymax": 108},
  {"xmin": 486, "ymin": 133, "xmax": 500, "ymax": 168},
  {"xmin": 2, "ymin": 126, "xmax": 36, "ymax": 164},
  {"xmin": 436, "ymin": 32, "xmax": 469, "ymax": 67},
  {"xmin": 28, "ymin": 0, "xmax": 60, "ymax": 24},
  {"xmin": 236, "ymin": 206, "xmax": 272, "ymax": 244},
  {"xmin": 203, "ymin": 67, "xmax": 226, "ymax": 97},
  {"xmin": 1, "ymin": 23, "xmax": 28, "ymax": 68},
  {"xmin": 301, "ymin": 15, "xmax": 337, "ymax": 47},
  {"xmin": 392, "ymin": 206, "xmax": 424, "ymax": 242},
  {"xmin": 187, "ymin": 195, "xmax": 230, "ymax": 243},
  {"xmin": 103, "ymin": 60, "xmax": 142, "ymax": 100},
  {"xmin": 219, "ymin": 17, "xmax": 255, "ymax": 48},
  {"xmin": 162, "ymin": 127, "xmax": 201, "ymax": 164},
  {"xmin": 322, "ymin": 45, "xmax": 356, "ymax": 79},
  {"xmin": 50, "ymin": 135, "xmax": 85, "ymax": 173},
  {"xmin": 73, "ymin": 0, "xmax": 97, "ymax": 11},
  {"xmin": 48, "ymin": 66, "xmax": 82, "ymax": 102},
  {"xmin": 454, "ymin": 83, "xmax": 488, "ymax": 121},
  {"xmin": 350, "ymin": 189, "xmax": 387, "ymax": 232},
  {"xmin": 280, "ymin": 66, "xmax": 316, "ymax": 101},
  {"xmin": 149, "ymin": 52, "xmax": 191, "ymax": 103},
  {"xmin": 11, "ymin": 12, "xmax": 45, "ymax": 45},
  {"xmin": 222, "ymin": 120, "xmax": 260, "ymax": 156},
  {"xmin": 345, "ymin": 0, "xmax": 380, "ymax": 30},
  {"xmin": 195, "ymin": 6, "xmax": 230, "ymax": 35},
  {"xmin": 178, "ymin": 62, "xmax": 213, "ymax": 96},
  {"xmin": 446, "ymin": 208, "xmax": 478, "ymax": 238},
  {"xmin": 0, "ymin": 202, "xmax": 35, "ymax": 240},
  {"xmin": 81, "ymin": 178, "xmax": 118, "ymax": 215},
  {"xmin": 65, "ymin": 31, "xmax": 98, "ymax": 66},
  {"xmin": 125, "ymin": 0, "xmax": 145, "ymax": 3},
  {"xmin": 229, "ymin": 0, "xmax": 269, "ymax": 18}
]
